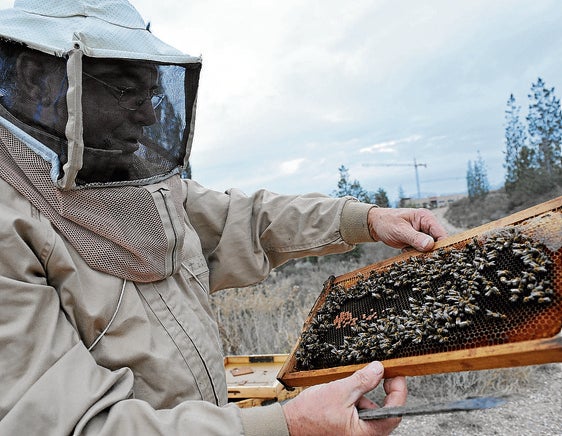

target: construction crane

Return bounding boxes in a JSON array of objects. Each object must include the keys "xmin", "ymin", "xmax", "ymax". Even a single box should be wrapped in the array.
[{"xmin": 362, "ymin": 158, "xmax": 427, "ymax": 199}]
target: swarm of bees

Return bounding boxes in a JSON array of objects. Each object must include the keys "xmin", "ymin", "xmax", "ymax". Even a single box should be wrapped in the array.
[{"xmin": 296, "ymin": 225, "xmax": 560, "ymax": 371}]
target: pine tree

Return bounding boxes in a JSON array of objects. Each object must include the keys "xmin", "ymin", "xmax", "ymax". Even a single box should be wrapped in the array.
[
  {"xmin": 374, "ymin": 188, "xmax": 390, "ymax": 207},
  {"xmin": 466, "ymin": 161, "xmax": 475, "ymax": 199},
  {"xmin": 332, "ymin": 165, "xmax": 374, "ymax": 203},
  {"xmin": 475, "ymin": 151, "xmax": 490, "ymax": 197},
  {"xmin": 503, "ymin": 94, "xmax": 527, "ymax": 191},
  {"xmin": 514, "ymin": 145, "xmax": 538, "ymax": 193},
  {"xmin": 333, "ymin": 165, "xmax": 353, "ymax": 197},
  {"xmin": 527, "ymin": 78, "xmax": 562, "ymax": 177},
  {"xmin": 466, "ymin": 151, "xmax": 489, "ymax": 200}
]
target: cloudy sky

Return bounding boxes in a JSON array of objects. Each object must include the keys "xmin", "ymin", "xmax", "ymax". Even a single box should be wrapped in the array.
[{"xmin": 2, "ymin": 0, "xmax": 561, "ymax": 203}]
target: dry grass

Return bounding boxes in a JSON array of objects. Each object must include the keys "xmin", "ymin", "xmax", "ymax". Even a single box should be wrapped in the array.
[
  {"xmin": 397, "ymin": 367, "xmax": 534, "ymax": 402},
  {"xmin": 210, "ymin": 243, "xmax": 398, "ymax": 355},
  {"xmin": 212, "ymin": 280, "xmax": 312, "ymax": 355}
]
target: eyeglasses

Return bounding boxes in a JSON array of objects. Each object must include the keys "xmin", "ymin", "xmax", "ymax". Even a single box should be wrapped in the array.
[{"xmin": 82, "ymin": 71, "xmax": 164, "ymax": 111}]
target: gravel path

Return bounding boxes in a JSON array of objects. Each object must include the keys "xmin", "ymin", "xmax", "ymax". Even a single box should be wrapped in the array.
[
  {"xmin": 392, "ymin": 363, "xmax": 562, "ymax": 436},
  {"xmin": 430, "ymin": 206, "xmax": 466, "ymax": 235}
]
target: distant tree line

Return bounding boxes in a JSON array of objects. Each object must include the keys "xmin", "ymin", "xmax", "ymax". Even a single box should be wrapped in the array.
[
  {"xmin": 333, "ymin": 79, "xmax": 561, "ymax": 208},
  {"xmin": 466, "ymin": 151, "xmax": 490, "ymax": 201},
  {"xmin": 503, "ymin": 77, "xmax": 562, "ymax": 206},
  {"xmin": 332, "ymin": 165, "xmax": 390, "ymax": 207},
  {"xmin": 465, "ymin": 78, "xmax": 562, "ymax": 203}
]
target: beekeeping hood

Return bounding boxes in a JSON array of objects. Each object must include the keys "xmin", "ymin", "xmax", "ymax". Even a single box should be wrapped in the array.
[
  {"xmin": 0, "ymin": 0, "xmax": 202, "ymax": 282},
  {"xmin": 0, "ymin": 0, "xmax": 201, "ymax": 189}
]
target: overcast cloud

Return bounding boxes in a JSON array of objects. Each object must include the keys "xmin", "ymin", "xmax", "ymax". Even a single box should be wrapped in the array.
[{"xmin": 2, "ymin": 0, "xmax": 561, "ymax": 203}]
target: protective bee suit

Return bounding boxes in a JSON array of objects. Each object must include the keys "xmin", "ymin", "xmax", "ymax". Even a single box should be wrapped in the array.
[{"xmin": 0, "ymin": 1, "xmax": 374, "ymax": 435}]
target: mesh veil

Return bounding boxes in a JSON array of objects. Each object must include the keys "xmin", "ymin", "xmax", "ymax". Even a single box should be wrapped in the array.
[{"xmin": 0, "ymin": 41, "xmax": 200, "ymax": 188}]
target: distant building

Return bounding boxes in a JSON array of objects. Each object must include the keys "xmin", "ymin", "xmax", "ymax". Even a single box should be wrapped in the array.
[{"xmin": 400, "ymin": 193, "xmax": 467, "ymax": 209}]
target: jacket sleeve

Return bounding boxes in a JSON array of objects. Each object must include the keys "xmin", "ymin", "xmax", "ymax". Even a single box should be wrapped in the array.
[
  {"xmin": 0, "ymin": 207, "xmax": 288, "ymax": 436},
  {"xmin": 183, "ymin": 180, "xmax": 374, "ymax": 291}
]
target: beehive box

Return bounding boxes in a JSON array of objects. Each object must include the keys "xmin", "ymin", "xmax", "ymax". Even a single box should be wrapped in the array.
[
  {"xmin": 225, "ymin": 354, "xmax": 302, "ymax": 405},
  {"xmin": 279, "ymin": 197, "xmax": 562, "ymax": 388}
]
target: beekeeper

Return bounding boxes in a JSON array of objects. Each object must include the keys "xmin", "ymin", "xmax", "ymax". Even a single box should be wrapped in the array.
[{"xmin": 0, "ymin": 1, "xmax": 447, "ymax": 434}]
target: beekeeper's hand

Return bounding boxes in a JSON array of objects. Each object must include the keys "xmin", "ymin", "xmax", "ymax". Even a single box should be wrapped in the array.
[
  {"xmin": 282, "ymin": 361, "xmax": 406, "ymax": 436},
  {"xmin": 367, "ymin": 207, "xmax": 448, "ymax": 251}
]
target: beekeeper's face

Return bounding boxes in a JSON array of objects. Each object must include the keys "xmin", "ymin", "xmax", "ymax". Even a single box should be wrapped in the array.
[{"xmin": 81, "ymin": 58, "xmax": 160, "ymax": 155}]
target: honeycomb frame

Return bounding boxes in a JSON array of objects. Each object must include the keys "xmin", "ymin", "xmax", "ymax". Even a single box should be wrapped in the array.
[{"xmin": 279, "ymin": 197, "xmax": 562, "ymax": 387}]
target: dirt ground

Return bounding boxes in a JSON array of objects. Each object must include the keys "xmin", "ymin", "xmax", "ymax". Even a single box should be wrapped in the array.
[
  {"xmin": 390, "ymin": 207, "xmax": 561, "ymax": 436},
  {"xmin": 391, "ymin": 363, "xmax": 562, "ymax": 436}
]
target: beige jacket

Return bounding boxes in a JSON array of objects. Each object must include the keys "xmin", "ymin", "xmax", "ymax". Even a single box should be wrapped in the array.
[{"xmin": 0, "ymin": 162, "xmax": 374, "ymax": 434}]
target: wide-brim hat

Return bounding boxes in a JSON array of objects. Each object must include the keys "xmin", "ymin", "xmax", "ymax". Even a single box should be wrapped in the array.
[{"xmin": 0, "ymin": 0, "xmax": 200, "ymax": 64}]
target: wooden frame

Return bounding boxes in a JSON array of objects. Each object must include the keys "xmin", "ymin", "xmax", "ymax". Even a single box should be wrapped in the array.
[
  {"xmin": 279, "ymin": 336, "xmax": 562, "ymax": 388},
  {"xmin": 278, "ymin": 197, "xmax": 562, "ymax": 388}
]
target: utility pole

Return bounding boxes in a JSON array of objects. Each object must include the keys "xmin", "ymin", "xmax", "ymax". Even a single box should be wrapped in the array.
[{"xmin": 363, "ymin": 158, "xmax": 427, "ymax": 198}]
